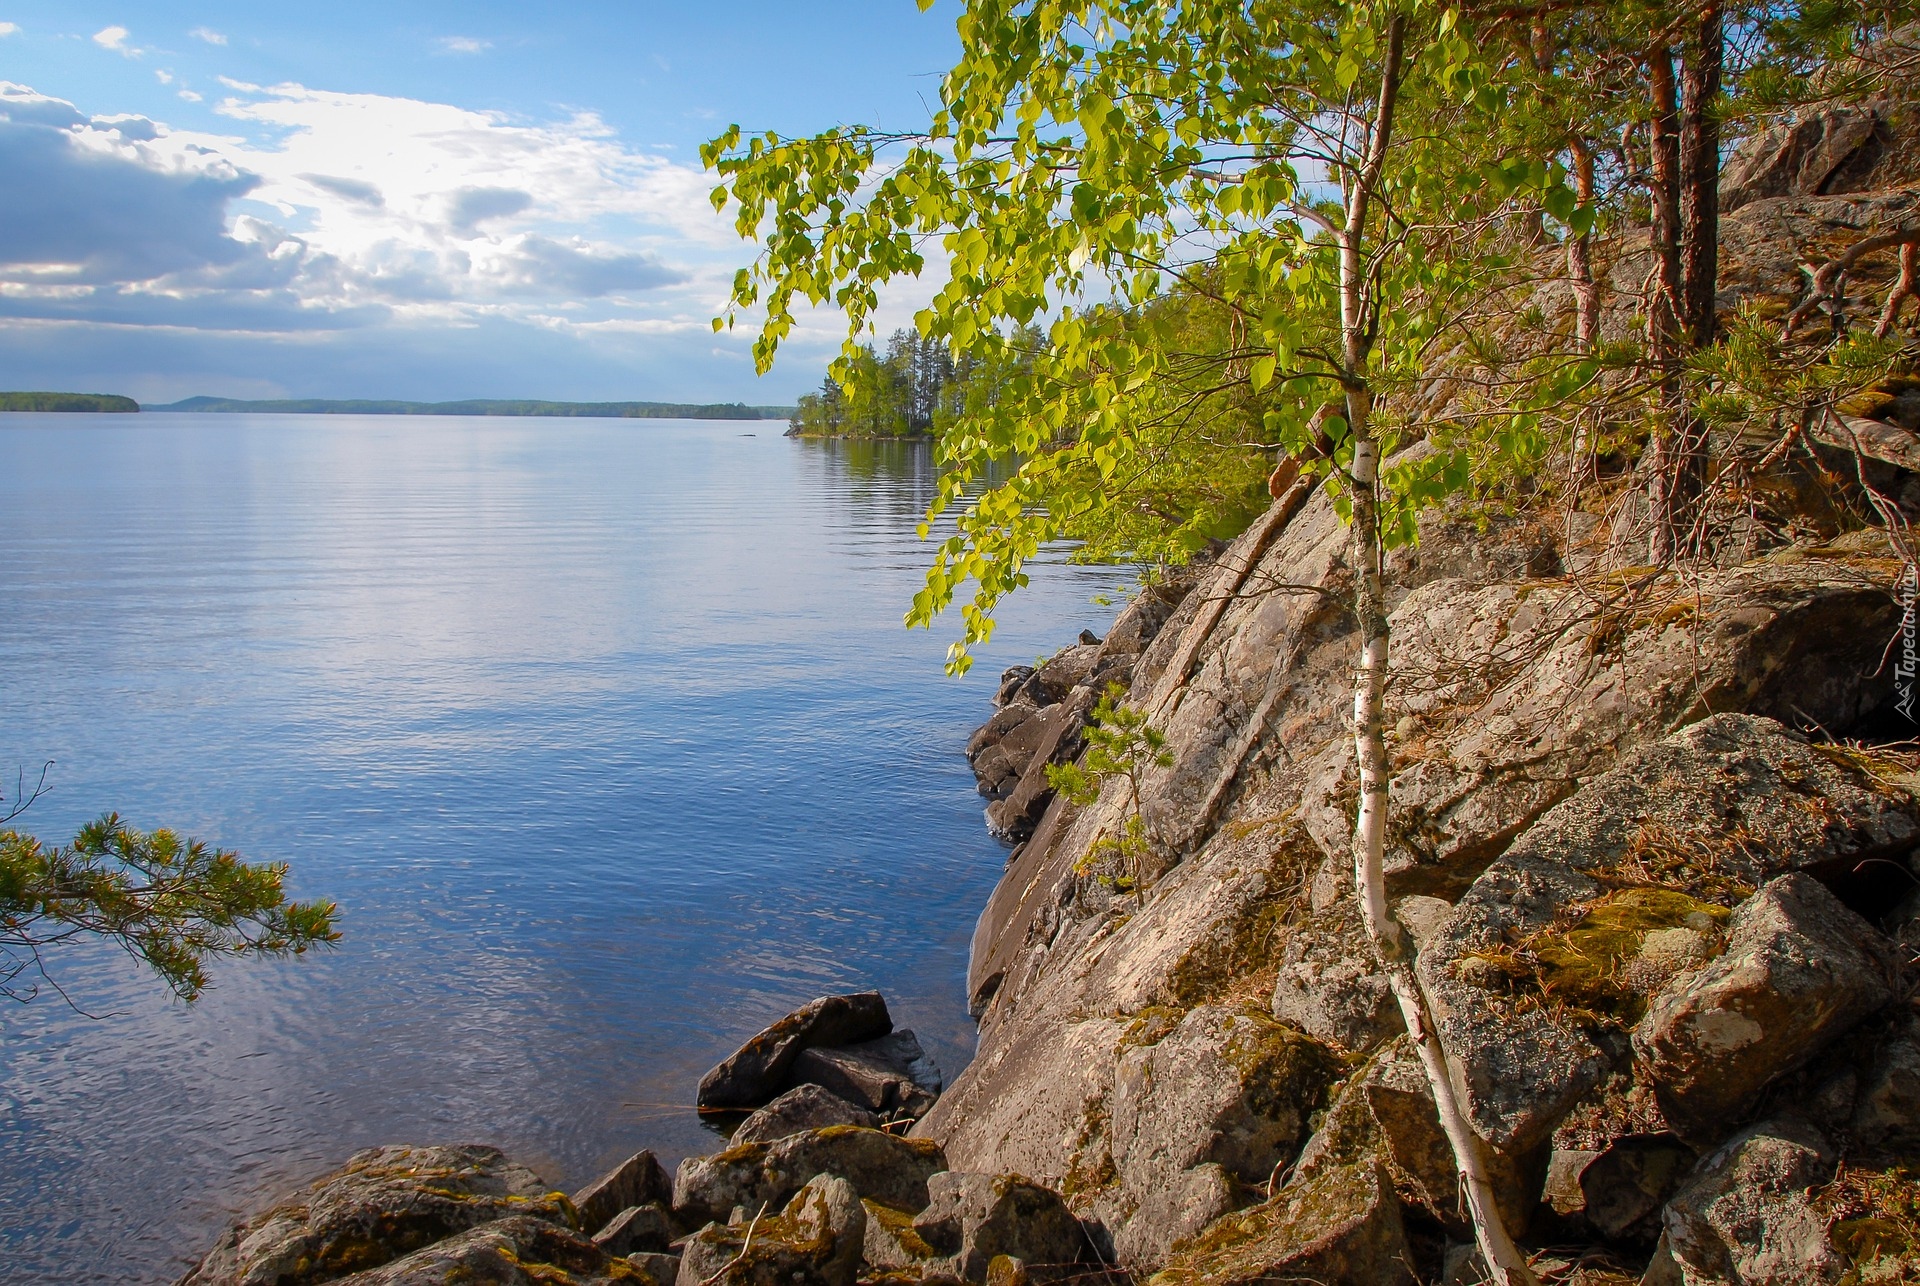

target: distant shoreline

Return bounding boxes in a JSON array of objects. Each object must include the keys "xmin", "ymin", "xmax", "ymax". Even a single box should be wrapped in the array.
[
  {"xmin": 0, "ymin": 392, "xmax": 139, "ymax": 413},
  {"xmin": 146, "ymin": 396, "xmax": 797, "ymax": 420}
]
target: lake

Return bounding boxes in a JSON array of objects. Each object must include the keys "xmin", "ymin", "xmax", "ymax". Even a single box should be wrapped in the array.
[{"xmin": 0, "ymin": 414, "xmax": 1118, "ymax": 1282}]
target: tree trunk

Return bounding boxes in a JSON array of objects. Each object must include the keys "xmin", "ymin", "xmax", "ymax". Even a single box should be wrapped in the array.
[
  {"xmin": 1338, "ymin": 16, "xmax": 1538, "ymax": 1286},
  {"xmin": 1646, "ymin": 42, "xmax": 1695, "ymax": 564},
  {"xmin": 1567, "ymin": 139, "xmax": 1599, "ymax": 350},
  {"xmin": 1680, "ymin": 5, "xmax": 1722, "ymax": 350}
]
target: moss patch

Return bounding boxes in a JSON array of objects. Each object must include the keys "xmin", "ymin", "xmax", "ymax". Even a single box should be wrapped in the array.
[
  {"xmin": 1468, "ymin": 886, "xmax": 1730, "ymax": 1026},
  {"xmin": 1819, "ymin": 1161, "xmax": 1920, "ymax": 1284}
]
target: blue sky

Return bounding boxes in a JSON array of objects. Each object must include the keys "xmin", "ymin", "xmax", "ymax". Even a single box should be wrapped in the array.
[{"xmin": 0, "ymin": 3, "xmax": 962, "ymax": 403}]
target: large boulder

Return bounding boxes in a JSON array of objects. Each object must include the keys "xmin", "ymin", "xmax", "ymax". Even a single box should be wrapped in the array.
[
  {"xmin": 732, "ymin": 1084, "xmax": 878, "ymax": 1146},
  {"xmin": 572, "ymin": 1151, "xmax": 672, "ymax": 1238},
  {"xmin": 1148, "ymin": 1158, "xmax": 1414, "ymax": 1286},
  {"xmin": 1289, "ymin": 1036, "xmax": 1546, "ymax": 1239},
  {"xmin": 789, "ymin": 1030, "xmax": 943, "ymax": 1120},
  {"xmin": 1659, "ymin": 1116, "xmax": 1846, "ymax": 1286},
  {"xmin": 1107, "ymin": 1006, "xmax": 1340, "ymax": 1264},
  {"xmin": 911, "ymin": 1173, "xmax": 1087, "ymax": 1283},
  {"xmin": 1417, "ymin": 714, "xmax": 1917, "ymax": 1155},
  {"xmin": 676, "ymin": 1175, "xmax": 865, "ymax": 1286},
  {"xmin": 181, "ymin": 1145, "xmax": 572, "ymax": 1286},
  {"xmin": 1415, "ymin": 857, "xmax": 1618, "ymax": 1156},
  {"xmin": 328, "ymin": 1215, "xmax": 623, "ymax": 1286},
  {"xmin": 1634, "ymin": 874, "xmax": 1896, "ymax": 1142},
  {"xmin": 698, "ymin": 993, "xmax": 893, "ymax": 1111},
  {"xmin": 672, "ymin": 1126, "xmax": 947, "ymax": 1227}
]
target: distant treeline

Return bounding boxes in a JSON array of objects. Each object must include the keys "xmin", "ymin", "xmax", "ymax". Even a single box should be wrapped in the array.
[
  {"xmin": 147, "ymin": 397, "xmax": 795, "ymax": 420},
  {"xmin": 0, "ymin": 391, "xmax": 140, "ymax": 412},
  {"xmin": 788, "ymin": 328, "xmax": 1037, "ymax": 438}
]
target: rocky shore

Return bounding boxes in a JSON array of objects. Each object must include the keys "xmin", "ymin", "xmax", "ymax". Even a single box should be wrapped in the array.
[{"xmin": 178, "ymin": 92, "xmax": 1920, "ymax": 1286}]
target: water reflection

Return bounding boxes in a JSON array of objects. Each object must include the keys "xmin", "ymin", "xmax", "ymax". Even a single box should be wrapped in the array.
[{"xmin": 0, "ymin": 415, "xmax": 1115, "ymax": 1283}]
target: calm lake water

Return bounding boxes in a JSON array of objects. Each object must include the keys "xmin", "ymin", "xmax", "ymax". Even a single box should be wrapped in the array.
[{"xmin": 0, "ymin": 414, "xmax": 1117, "ymax": 1283}]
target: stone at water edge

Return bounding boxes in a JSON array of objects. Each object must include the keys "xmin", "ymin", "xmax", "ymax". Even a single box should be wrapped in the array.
[
  {"xmin": 322, "ymin": 1214, "xmax": 624, "ymax": 1286},
  {"xmin": 591, "ymin": 1202, "xmax": 677, "ymax": 1256},
  {"xmin": 911, "ymin": 1173, "xmax": 1088, "ymax": 1284},
  {"xmin": 573, "ymin": 1150, "xmax": 673, "ymax": 1236},
  {"xmin": 789, "ymin": 1029, "xmax": 944, "ymax": 1119},
  {"xmin": 1634, "ymin": 873, "xmax": 1896, "ymax": 1143},
  {"xmin": 675, "ymin": 1175, "xmax": 866, "ymax": 1286},
  {"xmin": 672, "ymin": 1125, "xmax": 948, "ymax": 1227},
  {"xmin": 697, "ymin": 992, "xmax": 893, "ymax": 1111},
  {"xmin": 179, "ymin": 1144, "xmax": 572, "ymax": 1286},
  {"xmin": 732, "ymin": 1083, "xmax": 879, "ymax": 1146}
]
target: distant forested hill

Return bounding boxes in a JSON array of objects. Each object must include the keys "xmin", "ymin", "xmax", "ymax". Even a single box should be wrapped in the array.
[
  {"xmin": 147, "ymin": 397, "xmax": 795, "ymax": 420},
  {"xmin": 0, "ymin": 392, "xmax": 140, "ymax": 412}
]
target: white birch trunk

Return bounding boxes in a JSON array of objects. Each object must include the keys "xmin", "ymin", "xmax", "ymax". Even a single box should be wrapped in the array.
[{"xmin": 1337, "ymin": 16, "xmax": 1538, "ymax": 1285}]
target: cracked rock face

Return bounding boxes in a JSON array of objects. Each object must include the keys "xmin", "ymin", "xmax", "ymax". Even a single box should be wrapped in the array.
[
  {"xmin": 676, "ymin": 1175, "xmax": 866, "ymax": 1286},
  {"xmin": 1634, "ymin": 874, "xmax": 1897, "ymax": 1143},
  {"xmin": 1149, "ymin": 1158, "xmax": 1413, "ymax": 1286},
  {"xmin": 911, "ymin": 1173, "xmax": 1086, "ymax": 1283}
]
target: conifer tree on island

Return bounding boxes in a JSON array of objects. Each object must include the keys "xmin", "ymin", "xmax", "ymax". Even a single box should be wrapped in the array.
[{"xmin": 707, "ymin": 2, "xmax": 1917, "ymax": 1279}]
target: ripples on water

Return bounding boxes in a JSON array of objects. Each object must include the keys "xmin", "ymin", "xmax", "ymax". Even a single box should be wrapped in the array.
[{"xmin": 0, "ymin": 415, "xmax": 1118, "ymax": 1282}]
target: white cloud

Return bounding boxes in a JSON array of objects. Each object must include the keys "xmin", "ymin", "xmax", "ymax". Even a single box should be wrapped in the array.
[
  {"xmin": 92, "ymin": 25, "xmax": 137, "ymax": 55},
  {"xmin": 190, "ymin": 27, "xmax": 226, "ymax": 46},
  {"xmin": 178, "ymin": 89, "xmax": 202, "ymax": 102},
  {"xmin": 155, "ymin": 69, "xmax": 173, "ymax": 84},
  {"xmin": 0, "ymin": 23, "xmax": 19, "ymax": 37},
  {"xmin": 0, "ymin": 79, "xmax": 734, "ymax": 335},
  {"xmin": 436, "ymin": 36, "xmax": 489, "ymax": 54}
]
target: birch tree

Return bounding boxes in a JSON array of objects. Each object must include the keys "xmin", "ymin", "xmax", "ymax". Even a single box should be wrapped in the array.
[{"xmin": 705, "ymin": 3, "xmax": 1581, "ymax": 1279}]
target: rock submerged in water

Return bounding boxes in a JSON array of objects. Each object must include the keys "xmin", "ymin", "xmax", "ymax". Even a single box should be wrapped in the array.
[
  {"xmin": 695, "ymin": 991, "xmax": 944, "ymax": 1127},
  {"xmin": 697, "ymin": 992, "xmax": 895, "ymax": 1111}
]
